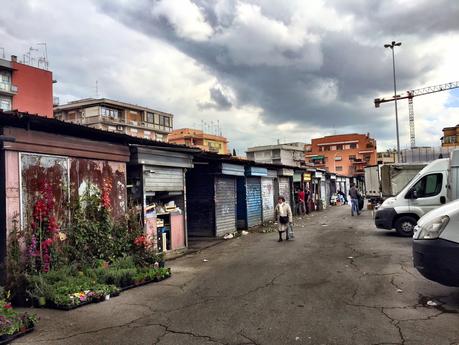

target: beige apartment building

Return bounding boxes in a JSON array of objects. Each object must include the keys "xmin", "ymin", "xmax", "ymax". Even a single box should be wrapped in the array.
[{"xmin": 54, "ymin": 98, "xmax": 173, "ymax": 141}]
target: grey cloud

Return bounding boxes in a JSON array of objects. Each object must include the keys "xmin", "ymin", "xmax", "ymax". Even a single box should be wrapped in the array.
[
  {"xmin": 5, "ymin": 0, "xmax": 454, "ymax": 148},
  {"xmin": 198, "ymin": 85, "xmax": 233, "ymax": 110},
  {"xmin": 99, "ymin": 0, "xmax": 451, "ymax": 144}
]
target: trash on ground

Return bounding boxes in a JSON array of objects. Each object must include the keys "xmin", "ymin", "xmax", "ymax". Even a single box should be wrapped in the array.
[
  {"xmin": 321, "ymin": 224, "xmax": 328, "ymax": 227},
  {"xmin": 426, "ymin": 300, "xmax": 438, "ymax": 306},
  {"xmin": 203, "ymin": 259, "xmax": 208, "ymax": 262},
  {"xmin": 241, "ymin": 230, "xmax": 249, "ymax": 236},
  {"xmin": 396, "ymin": 289, "xmax": 403, "ymax": 293},
  {"xmin": 295, "ymin": 337, "xmax": 300, "ymax": 341},
  {"xmin": 223, "ymin": 233, "xmax": 234, "ymax": 240},
  {"xmin": 347, "ymin": 256, "xmax": 354, "ymax": 259}
]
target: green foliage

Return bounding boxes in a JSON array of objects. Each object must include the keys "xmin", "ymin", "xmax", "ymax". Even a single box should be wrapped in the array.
[
  {"xmin": 0, "ymin": 297, "xmax": 38, "ymax": 336},
  {"xmin": 26, "ymin": 270, "xmax": 119, "ymax": 307}
]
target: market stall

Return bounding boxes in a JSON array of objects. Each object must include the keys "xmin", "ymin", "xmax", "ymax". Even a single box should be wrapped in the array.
[
  {"xmin": 186, "ymin": 160, "xmax": 244, "ymax": 238},
  {"xmin": 128, "ymin": 146, "xmax": 194, "ymax": 251}
]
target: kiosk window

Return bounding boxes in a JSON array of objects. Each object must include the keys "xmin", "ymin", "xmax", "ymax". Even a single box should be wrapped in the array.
[{"xmin": 408, "ymin": 173, "xmax": 443, "ymax": 198}]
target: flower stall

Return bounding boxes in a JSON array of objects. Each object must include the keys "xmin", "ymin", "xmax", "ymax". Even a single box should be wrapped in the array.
[{"xmin": 0, "ymin": 112, "xmax": 174, "ymax": 311}]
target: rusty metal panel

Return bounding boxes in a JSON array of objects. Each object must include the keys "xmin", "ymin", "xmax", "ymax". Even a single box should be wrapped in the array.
[
  {"xmin": 69, "ymin": 158, "xmax": 127, "ymax": 219},
  {"xmin": 20, "ymin": 153, "xmax": 69, "ymax": 227}
]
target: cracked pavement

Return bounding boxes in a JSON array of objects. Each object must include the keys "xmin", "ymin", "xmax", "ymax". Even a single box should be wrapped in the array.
[{"xmin": 14, "ymin": 205, "xmax": 459, "ymax": 345}]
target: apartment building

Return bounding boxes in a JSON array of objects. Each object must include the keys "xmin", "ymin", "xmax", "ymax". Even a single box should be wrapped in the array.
[
  {"xmin": 441, "ymin": 124, "xmax": 459, "ymax": 148},
  {"xmin": 0, "ymin": 55, "xmax": 53, "ymax": 117},
  {"xmin": 306, "ymin": 134, "xmax": 377, "ymax": 176},
  {"xmin": 54, "ymin": 98, "xmax": 173, "ymax": 141},
  {"xmin": 168, "ymin": 128, "xmax": 228, "ymax": 154},
  {"xmin": 246, "ymin": 142, "xmax": 307, "ymax": 166}
]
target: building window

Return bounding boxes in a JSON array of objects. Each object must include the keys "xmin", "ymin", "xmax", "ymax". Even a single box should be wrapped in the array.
[
  {"xmin": 0, "ymin": 96, "xmax": 11, "ymax": 111},
  {"xmin": 444, "ymin": 135, "xmax": 456, "ymax": 144},
  {"xmin": 146, "ymin": 112, "xmax": 154, "ymax": 123},
  {"xmin": 336, "ymin": 144, "xmax": 343, "ymax": 150},
  {"xmin": 350, "ymin": 143, "xmax": 357, "ymax": 149},
  {"xmin": 101, "ymin": 106, "xmax": 120, "ymax": 119},
  {"xmin": 324, "ymin": 146, "xmax": 330, "ymax": 151},
  {"xmin": 336, "ymin": 166, "xmax": 343, "ymax": 171},
  {"xmin": 363, "ymin": 154, "xmax": 371, "ymax": 162},
  {"xmin": 349, "ymin": 155, "xmax": 356, "ymax": 161},
  {"xmin": 335, "ymin": 156, "xmax": 342, "ymax": 161},
  {"xmin": 330, "ymin": 145, "xmax": 336, "ymax": 150}
]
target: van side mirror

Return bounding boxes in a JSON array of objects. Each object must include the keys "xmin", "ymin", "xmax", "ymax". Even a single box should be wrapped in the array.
[{"xmin": 410, "ymin": 190, "xmax": 418, "ymax": 199}]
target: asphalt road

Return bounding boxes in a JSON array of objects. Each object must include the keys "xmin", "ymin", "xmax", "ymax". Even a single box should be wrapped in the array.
[{"xmin": 15, "ymin": 205, "xmax": 459, "ymax": 345}]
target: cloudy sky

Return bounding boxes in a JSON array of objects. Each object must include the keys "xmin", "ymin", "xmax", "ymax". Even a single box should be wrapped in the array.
[{"xmin": 1, "ymin": 0, "xmax": 459, "ymax": 153}]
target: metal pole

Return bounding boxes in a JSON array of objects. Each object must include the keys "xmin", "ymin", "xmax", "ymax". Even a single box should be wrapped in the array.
[{"xmin": 391, "ymin": 46, "xmax": 401, "ymax": 162}]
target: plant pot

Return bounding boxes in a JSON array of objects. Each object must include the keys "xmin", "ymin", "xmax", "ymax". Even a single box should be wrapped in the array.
[
  {"xmin": 105, "ymin": 295, "xmax": 110, "ymax": 301},
  {"xmin": 38, "ymin": 297, "xmax": 46, "ymax": 307}
]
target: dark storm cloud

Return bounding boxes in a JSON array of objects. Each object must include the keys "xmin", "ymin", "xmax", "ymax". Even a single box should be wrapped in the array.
[
  {"xmin": 199, "ymin": 85, "xmax": 233, "ymax": 110},
  {"xmin": 98, "ymin": 0, "xmax": 458, "ymax": 141},
  {"xmin": 328, "ymin": 0, "xmax": 459, "ymax": 36}
]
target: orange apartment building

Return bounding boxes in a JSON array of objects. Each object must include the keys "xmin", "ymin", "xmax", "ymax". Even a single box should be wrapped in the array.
[
  {"xmin": 54, "ymin": 98, "xmax": 173, "ymax": 141},
  {"xmin": 168, "ymin": 128, "xmax": 229, "ymax": 154},
  {"xmin": 441, "ymin": 124, "xmax": 459, "ymax": 148},
  {"xmin": 306, "ymin": 133, "xmax": 377, "ymax": 176},
  {"xmin": 0, "ymin": 55, "xmax": 53, "ymax": 117}
]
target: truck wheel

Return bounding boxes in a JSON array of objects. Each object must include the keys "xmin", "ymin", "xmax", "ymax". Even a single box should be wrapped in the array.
[{"xmin": 395, "ymin": 216, "xmax": 416, "ymax": 237}]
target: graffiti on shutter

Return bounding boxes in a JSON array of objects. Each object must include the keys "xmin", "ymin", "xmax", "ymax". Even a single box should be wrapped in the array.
[{"xmin": 261, "ymin": 178, "xmax": 275, "ymax": 221}]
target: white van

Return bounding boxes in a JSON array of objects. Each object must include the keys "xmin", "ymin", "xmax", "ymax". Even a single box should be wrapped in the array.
[
  {"xmin": 413, "ymin": 198, "xmax": 459, "ymax": 287},
  {"xmin": 375, "ymin": 149, "xmax": 459, "ymax": 236}
]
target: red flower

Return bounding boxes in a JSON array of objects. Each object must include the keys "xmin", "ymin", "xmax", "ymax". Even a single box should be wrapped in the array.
[
  {"xmin": 47, "ymin": 216, "xmax": 59, "ymax": 233},
  {"xmin": 4, "ymin": 303, "xmax": 12, "ymax": 309},
  {"xmin": 41, "ymin": 238, "xmax": 53, "ymax": 249},
  {"xmin": 134, "ymin": 235, "xmax": 146, "ymax": 247}
]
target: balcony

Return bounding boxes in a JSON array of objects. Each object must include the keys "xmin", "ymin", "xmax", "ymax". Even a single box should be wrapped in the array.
[{"xmin": 0, "ymin": 82, "xmax": 18, "ymax": 96}]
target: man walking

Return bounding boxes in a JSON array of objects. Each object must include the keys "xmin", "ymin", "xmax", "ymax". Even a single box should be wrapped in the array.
[{"xmin": 349, "ymin": 183, "xmax": 361, "ymax": 216}]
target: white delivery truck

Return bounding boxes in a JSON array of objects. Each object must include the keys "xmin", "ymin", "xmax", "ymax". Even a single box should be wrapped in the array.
[
  {"xmin": 380, "ymin": 163, "xmax": 427, "ymax": 197},
  {"xmin": 364, "ymin": 165, "xmax": 380, "ymax": 199},
  {"xmin": 412, "ymin": 198, "xmax": 459, "ymax": 286},
  {"xmin": 375, "ymin": 149, "xmax": 459, "ymax": 236}
]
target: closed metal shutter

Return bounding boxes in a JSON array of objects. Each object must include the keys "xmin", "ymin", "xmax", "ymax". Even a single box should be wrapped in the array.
[
  {"xmin": 186, "ymin": 169, "xmax": 214, "ymax": 237},
  {"xmin": 278, "ymin": 177, "xmax": 291, "ymax": 206},
  {"xmin": 214, "ymin": 177, "xmax": 237, "ymax": 237},
  {"xmin": 246, "ymin": 177, "xmax": 262, "ymax": 228},
  {"xmin": 261, "ymin": 177, "xmax": 275, "ymax": 222},
  {"xmin": 144, "ymin": 166, "xmax": 183, "ymax": 192}
]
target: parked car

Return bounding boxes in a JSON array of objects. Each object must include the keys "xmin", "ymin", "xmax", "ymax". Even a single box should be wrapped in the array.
[
  {"xmin": 413, "ymin": 198, "xmax": 459, "ymax": 287},
  {"xmin": 375, "ymin": 149, "xmax": 459, "ymax": 236}
]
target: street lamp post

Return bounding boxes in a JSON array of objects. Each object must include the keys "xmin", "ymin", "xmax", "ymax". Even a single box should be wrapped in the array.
[{"xmin": 384, "ymin": 41, "xmax": 402, "ymax": 162}]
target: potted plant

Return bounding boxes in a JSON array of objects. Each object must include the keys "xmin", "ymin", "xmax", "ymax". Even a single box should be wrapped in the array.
[{"xmin": 27, "ymin": 274, "xmax": 52, "ymax": 307}]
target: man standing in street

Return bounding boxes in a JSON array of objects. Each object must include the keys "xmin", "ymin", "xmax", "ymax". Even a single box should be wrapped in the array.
[
  {"xmin": 349, "ymin": 183, "xmax": 360, "ymax": 216},
  {"xmin": 297, "ymin": 188, "xmax": 306, "ymax": 215}
]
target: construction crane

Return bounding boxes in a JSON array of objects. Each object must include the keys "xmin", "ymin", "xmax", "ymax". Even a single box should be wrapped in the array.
[{"xmin": 374, "ymin": 81, "xmax": 459, "ymax": 148}]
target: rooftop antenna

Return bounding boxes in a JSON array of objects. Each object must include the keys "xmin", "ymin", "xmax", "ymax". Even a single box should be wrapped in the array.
[
  {"xmin": 28, "ymin": 47, "xmax": 39, "ymax": 65},
  {"xmin": 0, "ymin": 48, "xmax": 4, "ymax": 59},
  {"xmin": 95, "ymin": 80, "xmax": 99, "ymax": 98},
  {"xmin": 37, "ymin": 42, "xmax": 49, "ymax": 69}
]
